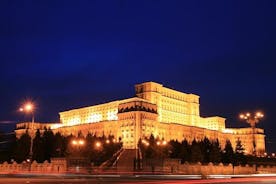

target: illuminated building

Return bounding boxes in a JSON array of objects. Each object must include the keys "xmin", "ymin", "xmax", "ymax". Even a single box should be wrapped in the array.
[{"xmin": 15, "ymin": 82, "xmax": 266, "ymax": 155}]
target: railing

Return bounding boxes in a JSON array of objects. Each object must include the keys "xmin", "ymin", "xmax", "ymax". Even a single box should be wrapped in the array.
[{"xmin": 98, "ymin": 148, "xmax": 124, "ymax": 169}]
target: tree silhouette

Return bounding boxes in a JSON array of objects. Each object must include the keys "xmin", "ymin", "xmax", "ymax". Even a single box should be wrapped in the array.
[
  {"xmin": 14, "ymin": 131, "xmax": 31, "ymax": 163},
  {"xmin": 235, "ymin": 138, "xmax": 246, "ymax": 165},
  {"xmin": 179, "ymin": 139, "xmax": 190, "ymax": 163},
  {"xmin": 235, "ymin": 138, "xmax": 244, "ymax": 154},
  {"xmin": 209, "ymin": 139, "xmax": 221, "ymax": 163},
  {"xmin": 190, "ymin": 139, "xmax": 203, "ymax": 163},
  {"xmin": 32, "ymin": 129, "xmax": 45, "ymax": 163},
  {"xmin": 42, "ymin": 128, "xmax": 55, "ymax": 162},
  {"xmin": 201, "ymin": 137, "xmax": 211, "ymax": 163},
  {"xmin": 222, "ymin": 139, "xmax": 234, "ymax": 164},
  {"xmin": 169, "ymin": 140, "xmax": 181, "ymax": 158},
  {"xmin": 52, "ymin": 132, "xmax": 66, "ymax": 157}
]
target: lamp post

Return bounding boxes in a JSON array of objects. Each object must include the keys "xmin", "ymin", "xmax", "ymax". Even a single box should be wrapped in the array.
[
  {"xmin": 71, "ymin": 139, "xmax": 85, "ymax": 172},
  {"xmin": 71, "ymin": 139, "xmax": 85, "ymax": 158},
  {"xmin": 239, "ymin": 111, "xmax": 264, "ymax": 156},
  {"xmin": 19, "ymin": 102, "xmax": 35, "ymax": 161}
]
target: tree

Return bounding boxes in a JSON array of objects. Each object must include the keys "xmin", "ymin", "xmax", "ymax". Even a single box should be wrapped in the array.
[
  {"xmin": 201, "ymin": 137, "xmax": 211, "ymax": 163},
  {"xmin": 52, "ymin": 132, "xmax": 66, "ymax": 157},
  {"xmin": 42, "ymin": 128, "xmax": 55, "ymax": 162},
  {"xmin": 179, "ymin": 139, "xmax": 190, "ymax": 163},
  {"xmin": 139, "ymin": 134, "xmax": 169, "ymax": 159},
  {"xmin": 234, "ymin": 138, "xmax": 246, "ymax": 165},
  {"xmin": 144, "ymin": 134, "xmax": 157, "ymax": 158},
  {"xmin": 235, "ymin": 138, "xmax": 245, "ymax": 155},
  {"xmin": 190, "ymin": 139, "xmax": 203, "ymax": 163},
  {"xmin": 14, "ymin": 131, "xmax": 31, "ymax": 163},
  {"xmin": 169, "ymin": 140, "xmax": 181, "ymax": 158},
  {"xmin": 222, "ymin": 139, "xmax": 234, "ymax": 164},
  {"xmin": 84, "ymin": 132, "xmax": 93, "ymax": 161},
  {"xmin": 32, "ymin": 129, "xmax": 45, "ymax": 163},
  {"xmin": 209, "ymin": 139, "xmax": 221, "ymax": 163}
]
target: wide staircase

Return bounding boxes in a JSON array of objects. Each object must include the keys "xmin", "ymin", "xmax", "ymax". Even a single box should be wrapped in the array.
[
  {"xmin": 99, "ymin": 149, "xmax": 137, "ymax": 173},
  {"xmin": 116, "ymin": 149, "xmax": 137, "ymax": 173}
]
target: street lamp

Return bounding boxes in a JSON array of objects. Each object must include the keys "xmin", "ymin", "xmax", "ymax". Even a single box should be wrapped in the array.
[
  {"xmin": 95, "ymin": 141, "xmax": 102, "ymax": 149},
  {"xmin": 142, "ymin": 139, "xmax": 149, "ymax": 146},
  {"xmin": 239, "ymin": 111, "xmax": 264, "ymax": 156},
  {"xmin": 19, "ymin": 102, "xmax": 35, "ymax": 161},
  {"xmin": 162, "ymin": 140, "xmax": 167, "ymax": 146},
  {"xmin": 72, "ymin": 139, "xmax": 85, "ymax": 146}
]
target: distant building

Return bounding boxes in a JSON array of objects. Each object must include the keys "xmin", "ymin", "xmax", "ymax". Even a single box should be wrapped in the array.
[{"xmin": 15, "ymin": 81, "xmax": 265, "ymax": 155}]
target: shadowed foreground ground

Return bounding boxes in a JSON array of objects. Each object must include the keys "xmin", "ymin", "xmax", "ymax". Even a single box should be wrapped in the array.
[{"xmin": 0, "ymin": 174, "xmax": 276, "ymax": 184}]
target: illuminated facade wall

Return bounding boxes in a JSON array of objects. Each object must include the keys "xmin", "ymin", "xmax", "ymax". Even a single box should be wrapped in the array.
[
  {"xmin": 59, "ymin": 101, "xmax": 119, "ymax": 127},
  {"xmin": 200, "ymin": 116, "xmax": 226, "ymax": 131},
  {"xmin": 135, "ymin": 82, "xmax": 200, "ymax": 126},
  {"xmin": 15, "ymin": 82, "xmax": 266, "ymax": 155}
]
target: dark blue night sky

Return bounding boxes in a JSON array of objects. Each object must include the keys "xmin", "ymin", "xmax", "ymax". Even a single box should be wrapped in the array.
[{"xmin": 0, "ymin": 1, "xmax": 276, "ymax": 152}]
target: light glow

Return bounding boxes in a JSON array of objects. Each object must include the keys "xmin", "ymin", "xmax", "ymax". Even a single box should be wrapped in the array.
[
  {"xmin": 95, "ymin": 141, "xmax": 101, "ymax": 148},
  {"xmin": 19, "ymin": 102, "xmax": 35, "ymax": 113},
  {"xmin": 222, "ymin": 129, "xmax": 233, "ymax": 134},
  {"xmin": 50, "ymin": 124, "xmax": 63, "ymax": 129},
  {"xmin": 72, "ymin": 139, "xmax": 85, "ymax": 146},
  {"xmin": 240, "ymin": 112, "xmax": 264, "ymax": 122},
  {"xmin": 255, "ymin": 112, "xmax": 264, "ymax": 118},
  {"xmin": 25, "ymin": 104, "xmax": 33, "ymax": 111},
  {"xmin": 142, "ymin": 139, "xmax": 149, "ymax": 146}
]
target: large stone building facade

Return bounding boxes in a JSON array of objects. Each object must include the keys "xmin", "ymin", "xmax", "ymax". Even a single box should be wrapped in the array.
[{"xmin": 15, "ymin": 82, "xmax": 265, "ymax": 155}]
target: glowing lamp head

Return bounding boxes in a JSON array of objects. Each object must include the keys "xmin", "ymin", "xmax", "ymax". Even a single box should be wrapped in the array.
[
  {"xmin": 79, "ymin": 140, "xmax": 85, "ymax": 145},
  {"xmin": 162, "ymin": 140, "xmax": 167, "ymax": 145},
  {"xmin": 142, "ymin": 140, "xmax": 149, "ymax": 146},
  {"xmin": 20, "ymin": 102, "xmax": 34, "ymax": 113},
  {"xmin": 239, "ymin": 114, "xmax": 244, "ymax": 119},
  {"xmin": 157, "ymin": 141, "xmax": 161, "ymax": 146},
  {"xmin": 239, "ymin": 113, "xmax": 249, "ymax": 120},
  {"xmin": 25, "ymin": 103, "xmax": 33, "ymax": 112},
  {"xmin": 95, "ymin": 142, "xmax": 101, "ymax": 148},
  {"xmin": 256, "ymin": 112, "xmax": 264, "ymax": 118},
  {"xmin": 72, "ymin": 140, "xmax": 77, "ymax": 145},
  {"xmin": 106, "ymin": 140, "xmax": 110, "ymax": 144}
]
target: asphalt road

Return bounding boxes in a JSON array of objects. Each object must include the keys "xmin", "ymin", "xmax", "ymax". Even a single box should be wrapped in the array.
[{"xmin": 0, "ymin": 176, "xmax": 276, "ymax": 184}]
